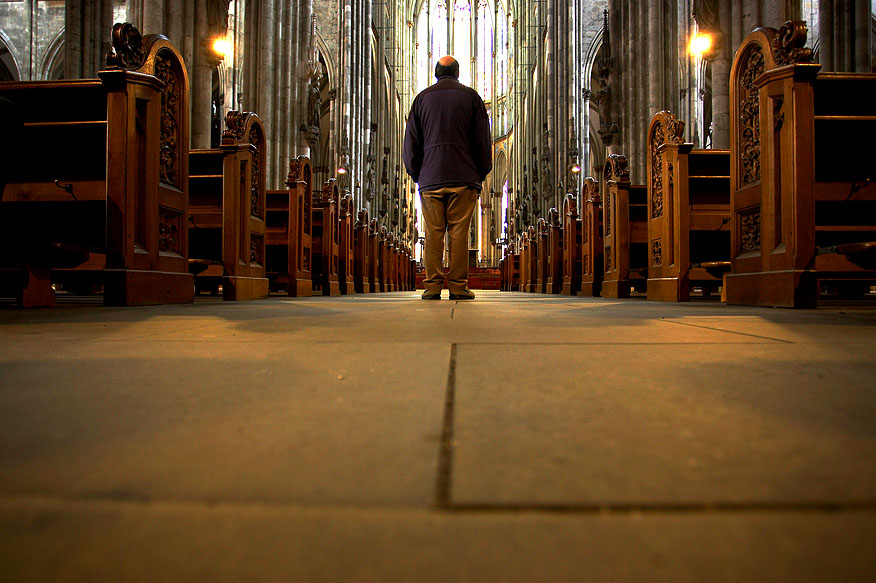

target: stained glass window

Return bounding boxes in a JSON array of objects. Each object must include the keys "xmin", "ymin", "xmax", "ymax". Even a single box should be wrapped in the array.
[
  {"xmin": 454, "ymin": 0, "xmax": 472, "ymax": 86},
  {"xmin": 432, "ymin": 0, "xmax": 448, "ymax": 63},
  {"xmin": 417, "ymin": 7, "xmax": 430, "ymax": 92},
  {"xmin": 477, "ymin": 0, "xmax": 492, "ymax": 100}
]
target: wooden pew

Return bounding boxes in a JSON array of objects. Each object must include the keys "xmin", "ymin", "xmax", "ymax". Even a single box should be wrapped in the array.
[
  {"xmin": 726, "ymin": 21, "xmax": 876, "ymax": 307},
  {"xmin": 524, "ymin": 225, "xmax": 539, "ymax": 292},
  {"xmin": 0, "ymin": 23, "xmax": 193, "ymax": 307},
  {"xmin": 536, "ymin": 218, "xmax": 548, "ymax": 294},
  {"xmin": 602, "ymin": 154, "xmax": 648, "ymax": 298},
  {"xmin": 353, "ymin": 209, "xmax": 371, "ymax": 294},
  {"xmin": 646, "ymin": 110, "xmax": 731, "ymax": 302},
  {"xmin": 562, "ymin": 194, "xmax": 582, "ymax": 295},
  {"xmin": 580, "ymin": 177, "xmax": 604, "ymax": 296},
  {"xmin": 378, "ymin": 226, "xmax": 389, "ymax": 292},
  {"xmin": 547, "ymin": 207, "xmax": 563, "ymax": 294},
  {"xmin": 386, "ymin": 234, "xmax": 397, "ymax": 292},
  {"xmin": 368, "ymin": 219, "xmax": 381, "ymax": 292},
  {"xmin": 266, "ymin": 156, "xmax": 313, "ymax": 297},
  {"xmin": 188, "ymin": 111, "xmax": 268, "ymax": 300},
  {"xmin": 518, "ymin": 230, "xmax": 530, "ymax": 292},
  {"xmin": 338, "ymin": 192, "xmax": 354, "ymax": 295},
  {"xmin": 312, "ymin": 179, "xmax": 340, "ymax": 296},
  {"xmin": 499, "ymin": 250, "xmax": 508, "ymax": 291},
  {"xmin": 510, "ymin": 244, "xmax": 521, "ymax": 292}
]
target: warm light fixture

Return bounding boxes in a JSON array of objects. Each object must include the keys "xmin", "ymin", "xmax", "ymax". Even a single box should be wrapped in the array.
[
  {"xmin": 689, "ymin": 33, "xmax": 713, "ymax": 57},
  {"xmin": 212, "ymin": 37, "xmax": 232, "ymax": 59},
  {"xmin": 337, "ymin": 166, "xmax": 347, "ymax": 175},
  {"xmin": 570, "ymin": 163, "xmax": 581, "ymax": 173}
]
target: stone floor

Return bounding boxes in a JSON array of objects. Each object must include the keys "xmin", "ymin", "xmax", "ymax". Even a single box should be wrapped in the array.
[{"xmin": 1, "ymin": 290, "xmax": 875, "ymax": 582}]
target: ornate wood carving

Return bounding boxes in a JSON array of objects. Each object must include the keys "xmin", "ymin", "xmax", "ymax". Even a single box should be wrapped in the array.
[
  {"xmin": 605, "ymin": 246, "xmax": 612, "ymax": 271},
  {"xmin": 651, "ymin": 239, "xmax": 662, "ymax": 266},
  {"xmin": 158, "ymin": 208, "xmax": 182, "ymax": 254},
  {"xmin": 249, "ymin": 125, "xmax": 262, "ymax": 219},
  {"xmin": 251, "ymin": 234, "xmax": 264, "ymax": 265},
  {"xmin": 668, "ymin": 162, "xmax": 674, "ymax": 213},
  {"xmin": 651, "ymin": 121, "xmax": 664, "ymax": 219},
  {"xmin": 154, "ymin": 49, "xmax": 181, "ymax": 188},
  {"xmin": 605, "ymin": 192, "xmax": 612, "ymax": 236},
  {"xmin": 772, "ymin": 20, "xmax": 812, "ymax": 66},
  {"xmin": 287, "ymin": 157, "xmax": 301, "ymax": 185},
  {"xmin": 739, "ymin": 46, "xmax": 765, "ymax": 185},
  {"xmin": 223, "ymin": 110, "xmax": 248, "ymax": 141},
  {"xmin": 773, "ymin": 97, "xmax": 784, "ymax": 132},
  {"xmin": 740, "ymin": 209, "xmax": 761, "ymax": 253},
  {"xmin": 105, "ymin": 23, "xmax": 145, "ymax": 69}
]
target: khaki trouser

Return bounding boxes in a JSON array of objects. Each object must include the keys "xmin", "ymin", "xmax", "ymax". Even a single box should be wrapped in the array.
[{"xmin": 420, "ymin": 186, "xmax": 478, "ymax": 293}]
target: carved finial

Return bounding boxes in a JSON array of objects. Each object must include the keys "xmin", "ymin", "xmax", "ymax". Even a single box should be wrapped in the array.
[
  {"xmin": 223, "ymin": 110, "xmax": 253, "ymax": 141},
  {"xmin": 370, "ymin": 218, "xmax": 378, "ymax": 233},
  {"xmin": 321, "ymin": 179, "xmax": 336, "ymax": 203},
  {"xmin": 773, "ymin": 20, "xmax": 811, "ymax": 65},
  {"xmin": 604, "ymin": 154, "xmax": 629, "ymax": 181},
  {"xmin": 583, "ymin": 177, "xmax": 601, "ymax": 203},
  {"xmin": 286, "ymin": 158, "xmax": 301, "ymax": 186},
  {"xmin": 356, "ymin": 209, "xmax": 368, "ymax": 227},
  {"xmin": 664, "ymin": 111, "xmax": 685, "ymax": 143},
  {"xmin": 105, "ymin": 23, "xmax": 145, "ymax": 70}
]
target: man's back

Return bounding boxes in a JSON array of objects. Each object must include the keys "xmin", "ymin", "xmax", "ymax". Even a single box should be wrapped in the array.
[{"xmin": 403, "ymin": 76, "xmax": 492, "ymax": 193}]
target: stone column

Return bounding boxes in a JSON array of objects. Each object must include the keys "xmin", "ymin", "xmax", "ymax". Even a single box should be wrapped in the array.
[
  {"xmin": 191, "ymin": 0, "xmax": 212, "ymax": 149},
  {"xmin": 712, "ymin": 1, "xmax": 732, "ymax": 149},
  {"xmin": 65, "ymin": 0, "xmax": 113, "ymax": 79}
]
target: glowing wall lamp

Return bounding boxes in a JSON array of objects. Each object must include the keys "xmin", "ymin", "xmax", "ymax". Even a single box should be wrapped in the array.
[
  {"xmin": 689, "ymin": 32, "xmax": 713, "ymax": 57},
  {"xmin": 211, "ymin": 37, "xmax": 232, "ymax": 60}
]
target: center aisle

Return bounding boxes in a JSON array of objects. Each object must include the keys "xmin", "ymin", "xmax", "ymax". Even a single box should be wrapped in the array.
[{"xmin": 1, "ymin": 291, "xmax": 875, "ymax": 581}]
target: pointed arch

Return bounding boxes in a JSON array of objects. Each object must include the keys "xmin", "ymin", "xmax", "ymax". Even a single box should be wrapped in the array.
[{"xmin": 0, "ymin": 30, "xmax": 21, "ymax": 81}]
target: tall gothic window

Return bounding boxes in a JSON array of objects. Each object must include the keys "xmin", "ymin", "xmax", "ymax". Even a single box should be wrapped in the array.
[
  {"xmin": 454, "ymin": 0, "xmax": 472, "ymax": 86},
  {"xmin": 416, "ymin": 0, "xmax": 510, "ymax": 116},
  {"xmin": 417, "ymin": 7, "xmax": 430, "ymax": 93},
  {"xmin": 432, "ymin": 0, "xmax": 449, "ymax": 64},
  {"xmin": 477, "ymin": 0, "xmax": 492, "ymax": 101}
]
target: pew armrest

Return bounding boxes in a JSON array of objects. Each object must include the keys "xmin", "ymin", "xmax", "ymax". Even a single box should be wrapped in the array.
[{"xmin": 817, "ymin": 242, "xmax": 876, "ymax": 269}]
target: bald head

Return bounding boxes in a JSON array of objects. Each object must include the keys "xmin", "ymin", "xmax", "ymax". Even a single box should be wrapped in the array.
[{"xmin": 435, "ymin": 56, "xmax": 459, "ymax": 80}]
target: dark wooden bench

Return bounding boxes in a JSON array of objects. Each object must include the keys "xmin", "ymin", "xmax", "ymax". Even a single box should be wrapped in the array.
[
  {"xmin": 354, "ymin": 209, "xmax": 371, "ymax": 293},
  {"xmin": 646, "ymin": 110, "xmax": 731, "ymax": 301},
  {"xmin": 546, "ymin": 207, "xmax": 563, "ymax": 294},
  {"xmin": 524, "ymin": 225, "xmax": 539, "ymax": 292},
  {"xmin": 377, "ymin": 226, "xmax": 389, "ymax": 292},
  {"xmin": 602, "ymin": 154, "xmax": 648, "ymax": 298},
  {"xmin": 368, "ymin": 219, "xmax": 381, "ymax": 292},
  {"xmin": 0, "ymin": 23, "xmax": 192, "ymax": 307},
  {"xmin": 188, "ymin": 111, "xmax": 268, "ymax": 300},
  {"xmin": 580, "ymin": 177, "xmax": 604, "ymax": 296},
  {"xmin": 385, "ymin": 233, "xmax": 397, "ymax": 292},
  {"xmin": 338, "ymin": 192, "xmax": 354, "ymax": 295},
  {"xmin": 266, "ymin": 156, "xmax": 313, "ymax": 297},
  {"xmin": 518, "ymin": 229, "xmax": 530, "ymax": 292},
  {"xmin": 312, "ymin": 179, "xmax": 340, "ymax": 296},
  {"xmin": 726, "ymin": 21, "xmax": 876, "ymax": 307},
  {"xmin": 562, "ymin": 194, "xmax": 582, "ymax": 295},
  {"xmin": 536, "ymin": 218, "xmax": 548, "ymax": 294}
]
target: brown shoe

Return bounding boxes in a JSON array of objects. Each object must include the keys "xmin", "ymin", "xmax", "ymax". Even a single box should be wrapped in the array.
[
  {"xmin": 421, "ymin": 289, "xmax": 441, "ymax": 300},
  {"xmin": 449, "ymin": 288, "xmax": 475, "ymax": 300}
]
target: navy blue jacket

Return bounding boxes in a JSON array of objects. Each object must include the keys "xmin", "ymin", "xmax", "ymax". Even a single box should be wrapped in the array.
[{"xmin": 403, "ymin": 76, "xmax": 492, "ymax": 193}]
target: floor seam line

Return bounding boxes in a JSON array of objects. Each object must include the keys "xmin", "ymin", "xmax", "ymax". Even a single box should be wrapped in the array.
[
  {"xmin": 434, "ymin": 343, "xmax": 457, "ymax": 509},
  {"xmin": 656, "ymin": 318, "xmax": 795, "ymax": 343}
]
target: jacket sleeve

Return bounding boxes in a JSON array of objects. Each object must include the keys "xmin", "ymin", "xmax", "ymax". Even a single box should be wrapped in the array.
[
  {"xmin": 472, "ymin": 95, "xmax": 492, "ymax": 181},
  {"xmin": 402, "ymin": 101, "xmax": 422, "ymax": 182}
]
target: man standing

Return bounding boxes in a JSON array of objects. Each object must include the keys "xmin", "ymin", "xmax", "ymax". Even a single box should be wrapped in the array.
[{"xmin": 403, "ymin": 56, "xmax": 492, "ymax": 300}]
